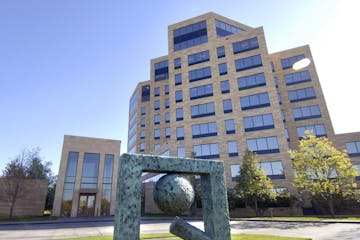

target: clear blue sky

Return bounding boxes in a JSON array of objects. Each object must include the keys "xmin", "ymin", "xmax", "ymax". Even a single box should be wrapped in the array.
[{"xmin": 1, "ymin": 0, "xmax": 359, "ymax": 175}]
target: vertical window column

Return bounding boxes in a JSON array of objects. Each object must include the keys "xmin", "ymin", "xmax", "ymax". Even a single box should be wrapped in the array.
[{"xmin": 61, "ymin": 152, "xmax": 78, "ymax": 217}]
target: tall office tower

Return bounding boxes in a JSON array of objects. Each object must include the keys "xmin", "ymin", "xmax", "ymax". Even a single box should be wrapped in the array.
[{"xmin": 127, "ymin": 12, "xmax": 359, "ymax": 193}]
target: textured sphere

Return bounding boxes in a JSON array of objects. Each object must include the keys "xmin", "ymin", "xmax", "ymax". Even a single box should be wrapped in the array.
[{"xmin": 153, "ymin": 174, "xmax": 195, "ymax": 216}]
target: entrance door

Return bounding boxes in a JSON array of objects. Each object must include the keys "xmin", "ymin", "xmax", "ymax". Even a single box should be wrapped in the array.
[{"xmin": 78, "ymin": 194, "xmax": 96, "ymax": 216}]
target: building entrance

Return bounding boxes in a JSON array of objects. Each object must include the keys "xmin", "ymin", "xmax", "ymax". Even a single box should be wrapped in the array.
[{"xmin": 78, "ymin": 194, "xmax": 96, "ymax": 216}]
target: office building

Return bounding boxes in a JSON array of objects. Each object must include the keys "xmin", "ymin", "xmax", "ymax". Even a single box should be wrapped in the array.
[
  {"xmin": 52, "ymin": 135, "xmax": 121, "ymax": 217},
  {"xmin": 127, "ymin": 12, "xmax": 360, "ymax": 196}
]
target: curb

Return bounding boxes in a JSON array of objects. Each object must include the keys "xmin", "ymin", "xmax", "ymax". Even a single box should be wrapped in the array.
[
  {"xmin": 231, "ymin": 218, "xmax": 360, "ymax": 224},
  {"xmin": 1, "ymin": 217, "xmax": 359, "ymax": 226}
]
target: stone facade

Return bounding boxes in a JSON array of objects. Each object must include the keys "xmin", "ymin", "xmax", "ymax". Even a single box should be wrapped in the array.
[
  {"xmin": 52, "ymin": 135, "xmax": 121, "ymax": 217},
  {"xmin": 0, "ymin": 179, "xmax": 48, "ymax": 218},
  {"xmin": 127, "ymin": 12, "xmax": 360, "ymax": 213}
]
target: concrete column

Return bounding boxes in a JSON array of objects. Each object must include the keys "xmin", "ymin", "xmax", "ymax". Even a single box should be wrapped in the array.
[
  {"xmin": 52, "ymin": 149, "xmax": 68, "ymax": 216},
  {"xmin": 96, "ymin": 153, "xmax": 105, "ymax": 216}
]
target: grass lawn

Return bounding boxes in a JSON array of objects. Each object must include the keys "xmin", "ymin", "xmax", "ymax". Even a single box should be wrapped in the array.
[
  {"xmin": 56, "ymin": 233, "xmax": 311, "ymax": 240},
  {"xmin": 252, "ymin": 216, "xmax": 360, "ymax": 221},
  {"xmin": 0, "ymin": 215, "xmax": 58, "ymax": 222}
]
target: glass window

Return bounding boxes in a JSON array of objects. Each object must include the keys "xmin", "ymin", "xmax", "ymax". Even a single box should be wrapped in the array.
[
  {"xmin": 65, "ymin": 152, "xmax": 79, "ymax": 183},
  {"xmin": 154, "ymin": 114, "xmax": 160, "ymax": 125},
  {"xmin": 225, "ymin": 119, "xmax": 235, "ymax": 134},
  {"xmin": 103, "ymin": 154, "xmax": 114, "ymax": 183},
  {"xmin": 270, "ymin": 61, "xmax": 275, "ymax": 72},
  {"xmin": 235, "ymin": 55, "xmax": 262, "ymax": 72},
  {"xmin": 141, "ymin": 85, "xmax": 150, "ymax": 102},
  {"xmin": 165, "ymin": 127, "xmax": 171, "ymax": 138},
  {"xmin": 128, "ymin": 134, "xmax": 137, "ymax": 149},
  {"xmin": 193, "ymin": 143, "xmax": 220, "ymax": 159},
  {"xmin": 215, "ymin": 19, "xmax": 244, "ymax": 38},
  {"xmin": 273, "ymin": 77, "xmax": 278, "ymax": 88},
  {"xmin": 192, "ymin": 122, "xmax": 217, "ymax": 138},
  {"xmin": 221, "ymin": 80, "xmax": 230, "ymax": 94},
  {"xmin": 281, "ymin": 110, "xmax": 286, "ymax": 122},
  {"xmin": 175, "ymin": 73, "xmax": 182, "ymax": 85},
  {"xmin": 129, "ymin": 90, "xmax": 139, "ymax": 114},
  {"xmin": 230, "ymin": 164, "xmax": 240, "ymax": 181},
  {"xmin": 354, "ymin": 164, "xmax": 360, "ymax": 180},
  {"xmin": 259, "ymin": 161, "xmax": 285, "ymax": 179},
  {"xmin": 346, "ymin": 142, "xmax": 360, "ymax": 157},
  {"xmin": 285, "ymin": 70, "xmax": 311, "ymax": 85},
  {"xmin": 140, "ymin": 118, "xmax": 146, "ymax": 127},
  {"xmin": 281, "ymin": 54, "xmax": 305, "ymax": 70},
  {"xmin": 243, "ymin": 113, "xmax": 274, "ymax": 132},
  {"xmin": 154, "ymin": 144, "xmax": 161, "ymax": 151},
  {"xmin": 101, "ymin": 182, "xmax": 112, "ymax": 215},
  {"xmin": 154, "ymin": 100, "xmax": 160, "ymax": 110},
  {"xmin": 173, "ymin": 20, "xmax": 208, "ymax": 51},
  {"xmin": 217, "ymin": 46, "xmax": 225, "ymax": 58},
  {"xmin": 285, "ymin": 128, "xmax": 290, "ymax": 141},
  {"xmin": 154, "ymin": 60, "xmax": 169, "ymax": 81},
  {"xmin": 140, "ymin": 130, "xmax": 146, "ymax": 139},
  {"xmin": 175, "ymin": 90, "xmax": 183, "ymax": 102},
  {"xmin": 293, "ymin": 105, "xmax": 321, "ymax": 121},
  {"xmin": 288, "ymin": 87, "xmax": 316, "ymax": 102},
  {"xmin": 176, "ymin": 108, "xmax": 183, "ymax": 121},
  {"xmin": 81, "ymin": 153, "xmax": 100, "ymax": 189},
  {"xmin": 218, "ymin": 63, "xmax": 228, "ymax": 75},
  {"xmin": 191, "ymin": 102, "xmax": 215, "ymax": 118},
  {"xmin": 60, "ymin": 153, "xmax": 79, "ymax": 216},
  {"xmin": 246, "ymin": 136, "xmax": 280, "ymax": 154},
  {"xmin": 227, "ymin": 141, "xmax": 238, "ymax": 157},
  {"xmin": 154, "ymin": 87, "xmax": 160, "ymax": 97},
  {"xmin": 140, "ymin": 143, "xmax": 145, "ymax": 151},
  {"xmin": 189, "ymin": 66, "xmax": 212, "ymax": 82},
  {"xmin": 164, "ymin": 85, "xmax": 169, "ymax": 95},
  {"xmin": 277, "ymin": 93, "xmax": 282, "ymax": 104},
  {"xmin": 223, "ymin": 99, "xmax": 232, "ymax": 113},
  {"xmin": 188, "ymin": 50, "xmax": 210, "ymax": 66},
  {"xmin": 154, "ymin": 129, "xmax": 161, "ymax": 139},
  {"xmin": 165, "ymin": 98, "xmax": 170, "ymax": 109},
  {"xmin": 176, "ymin": 127, "xmax": 185, "ymax": 140},
  {"xmin": 232, "ymin": 37, "xmax": 259, "ymax": 54},
  {"xmin": 141, "ymin": 106, "xmax": 146, "ymax": 115},
  {"xmin": 177, "ymin": 147, "xmax": 185, "ymax": 158},
  {"xmin": 237, "ymin": 73, "xmax": 266, "ymax": 90},
  {"xmin": 174, "ymin": 58, "xmax": 181, "ymax": 69},
  {"xmin": 128, "ymin": 112, "xmax": 137, "ymax": 130},
  {"xmin": 190, "ymin": 84, "xmax": 213, "ymax": 100},
  {"xmin": 165, "ymin": 112, "xmax": 170, "ymax": 123},
  {"xmin": 240, "ymin": 92, "xmax": 270, "ymax": 110},
  {"xmin": 297, "ymin": 124, "xmax": 327, "ymax": 138}
]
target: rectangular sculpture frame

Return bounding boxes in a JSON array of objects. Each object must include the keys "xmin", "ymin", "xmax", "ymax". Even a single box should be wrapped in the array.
[{"xmin": 114, "ymin": 153, "xmax": 231, "ymax": 240}]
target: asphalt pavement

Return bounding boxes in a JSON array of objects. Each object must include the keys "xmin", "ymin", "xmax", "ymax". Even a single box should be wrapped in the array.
[{"xmin": 0, "ymin": 217, "xmax": 359, "ymax": 240}]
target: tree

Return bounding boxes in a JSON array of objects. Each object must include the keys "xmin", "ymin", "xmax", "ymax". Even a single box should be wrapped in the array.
[
  {"xmin": 235, "ymin": 150, "xmax": 276, "ymax": 216},
  {"xmin": 1, "ymin": 149, "xmax": 30, "ymax": 219},
  {"xmin": 44, "ymin": 175, "xmax": 57, "ymax": 212},
  {"xmin": 1, "ymin": 148, "xmax": 53, "ymax": 219},
  {"xmin": 290, "ymin": 131, "xmax": 358, "ymax": 216}
]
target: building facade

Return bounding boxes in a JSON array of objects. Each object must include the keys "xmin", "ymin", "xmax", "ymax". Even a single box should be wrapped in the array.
[
  {"xmin": 0, "ymin": 179, "xmax": 48, "ymax": 218},
  {"xmin": 53, "ymin": 135, "xmax": 121, "ymax": 217},
  {"xmin": 127, "ymin": 12, "xmax": 360, "ymax": 194}
]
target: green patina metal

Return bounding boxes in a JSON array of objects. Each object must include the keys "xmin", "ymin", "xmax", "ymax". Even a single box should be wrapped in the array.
[
  {"xmin": 113, "ymin": 153, "xmax": 231, "ymax": 240},
  {"xmin": 153, "ymin": 174, "xmax": 195, "ymax": 216}
]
